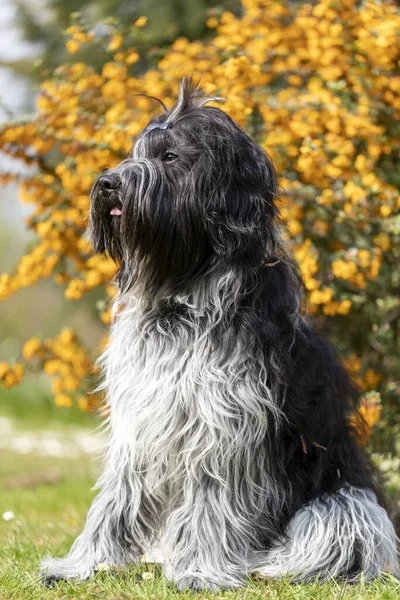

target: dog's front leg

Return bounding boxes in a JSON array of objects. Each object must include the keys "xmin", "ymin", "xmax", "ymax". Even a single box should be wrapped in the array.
[
  {"xmin": 41, "ymin": 459, "xmax": 155, "ymax": 585},
  {"xmin": 163, "ymin": 478, "xmax": 249, "ymax": 591}
]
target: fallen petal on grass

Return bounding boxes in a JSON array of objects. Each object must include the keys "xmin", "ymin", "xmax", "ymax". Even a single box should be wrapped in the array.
[
  {"xmin": 95, "ymin": 563, "xmax": 110, "ymax": 572},
  {"xmin": 2, "ymin": 511, "xmax": 14, "ymax": 521}
]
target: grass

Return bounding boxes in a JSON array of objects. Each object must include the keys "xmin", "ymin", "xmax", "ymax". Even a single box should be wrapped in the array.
[
  {"xmin": 1, "ymin": 447, "xmax": 399, "ymax": 600},
  {"xmin": 0, "ymin": 392, "xmax": 399, "ymax": 599}
]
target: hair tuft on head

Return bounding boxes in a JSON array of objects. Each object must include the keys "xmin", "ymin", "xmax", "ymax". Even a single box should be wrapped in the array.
[{"xmin": 168, "ymin": 77, "xmax": 222, "ymax": 121}]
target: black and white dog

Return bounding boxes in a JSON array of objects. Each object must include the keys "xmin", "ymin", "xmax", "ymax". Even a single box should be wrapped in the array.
[{"xmin": 42, "ymin": 79, "xmax": 398, "ymax": 590}]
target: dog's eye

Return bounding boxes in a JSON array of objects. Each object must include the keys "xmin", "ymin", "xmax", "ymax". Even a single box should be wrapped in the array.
[{"xmin": 162, "ymin": 152, "xmax": 178, "ymax": 162}]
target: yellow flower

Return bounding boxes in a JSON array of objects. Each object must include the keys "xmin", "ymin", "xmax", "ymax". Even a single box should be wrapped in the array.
[
  {"xmin": 109, "ymin": 35, "xmax": 123, "ymax": 51},
  {"xmin": 23, "ymin": 338, "xmax": 41, "ymax": 360},
  {"xmin": 332, "ymin": 260, "xmax": 357, "ymax": 280},
  {"xmin": 65, "ymin": 279, "xmax": 86, "ymax": 300},
  {"xmin": 364, "ymin": 369, "xmax": 382, "ymax": 390},
  {"xmin": 358, "ymin": 249, "xmax": 371, "ymax": 268},
  {"xmin": 1, "ymin": 363, "xmax": 24, "ymax": 388},
  {"xmin": 52, "ymin": 378, "xmax": 64, "ymax": 394},
  {"xmin": 44, "ymin": 360, "xmax": 63, "ymax": 376},
  {"xmin": 309, "ymin": 287, "xmax": 334, "ymax": 305},
  {"xmin": 3, "ymin": 373, "xmax": 17, "ymax": 389},
  {"xmin": 78, "ymin": 396, "xmax": 90, "ymax": 412},
  {"xmin": 101, "ymin": 309, "xmax": 111, "ymax": 325},
  {"xmin": 0, "ymin": 362, "xmax": 10, "ymax": 379},
  {"xmin": 380, "ymin": 205, "xmax": 392, "ymax": 217},
  {"xmin": 54, "ymin": 393, "xmax": 74, "ymax": 408},
  {"xmin": 126, "ymin": 51, "xmax": 139, "ymax": 65},
  {"xmin": 360, "ymin": 402, "xmax": 381, "ymax": 429},
  {"xmin": 102, "ymin": 62, "xmax": 127, "ymax": 79},
  {"xmin": 63, "ymin": 376, "xmax": 80, "ymax": 391},
  {"xmin": 353, "ymin": 394, "xmax": 382, "ymax": 445},
  {"xmin": 135, "ymin": 16, "xmax": 148, "ymax": 28},
  {"xmin": 14, "ymin": 364, "xmax": 24, "ymax": 381},
  {"xmin": 337, "ymin": 300, "xmax": 352, "ymax": 315},
  {"xmin": 59, "ymin": 329, "xmax": 75, "ymax": 344},
  {"xmin": 373, "ymin": 233, "xmax": 390, "ymax": 251},
  {"xmin": 66, "ymin": 40, "xmax": 80, "ymax": 54},
  {"xmin": 37, "ymin": 222, "xmax": 52, "ymax": 237},
  {"xmin": 352, "ymin": 272, "xmax": 366, "ymax": 289},
  {"xmin": 207, "ymin": 17, "xmax": 219, "ymax": 29}
]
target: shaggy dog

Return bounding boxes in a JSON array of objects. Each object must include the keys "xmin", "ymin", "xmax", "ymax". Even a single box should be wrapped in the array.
[{"xmin": 41, "ymin": 79, "xmax": 398, "ymax": 590}]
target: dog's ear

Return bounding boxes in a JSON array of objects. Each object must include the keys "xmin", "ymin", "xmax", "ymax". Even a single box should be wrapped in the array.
[{"xmin": 203, "ymin": 131, "xmax": 278, "ymax": 267}]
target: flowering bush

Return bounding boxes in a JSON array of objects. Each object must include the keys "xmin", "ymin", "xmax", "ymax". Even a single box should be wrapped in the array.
[{"xmin": 0, "ymin": 0, "xmax": 399, "ymax": 444}]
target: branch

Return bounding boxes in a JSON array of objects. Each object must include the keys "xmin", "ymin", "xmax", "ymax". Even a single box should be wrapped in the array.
[{"xmin": 0, "ymin": 113, "xmax": 37, "ymax": 133}]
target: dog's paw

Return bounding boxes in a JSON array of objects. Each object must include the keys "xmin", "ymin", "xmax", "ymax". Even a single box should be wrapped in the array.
[
  {"xmin": 163, "ymin": 561, "xmax": 243, "ymax": 591},
  {"xmin": 40, "ymin": 555, "xmax": 94, "ymax": 586}
]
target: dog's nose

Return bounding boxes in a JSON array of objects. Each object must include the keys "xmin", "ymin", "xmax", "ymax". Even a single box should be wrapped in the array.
[{"xmin": 98, "ymin": 173, "xmax": 120, "ymax": 191}]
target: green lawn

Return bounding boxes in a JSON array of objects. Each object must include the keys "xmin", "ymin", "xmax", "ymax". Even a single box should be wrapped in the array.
[{"xmin": 1, "ymin": 443, "xmax": 399, "ymax": 600}]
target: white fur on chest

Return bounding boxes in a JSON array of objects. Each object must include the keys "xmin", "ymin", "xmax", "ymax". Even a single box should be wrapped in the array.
[{"xmin": 101, "ymin": 292, "xmax": 280, "ymax": 491}]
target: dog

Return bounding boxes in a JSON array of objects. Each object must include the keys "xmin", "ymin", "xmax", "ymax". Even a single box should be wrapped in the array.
[{"xmin": 41, "ymin": 79, "xmax": 398, "ymax": 590}]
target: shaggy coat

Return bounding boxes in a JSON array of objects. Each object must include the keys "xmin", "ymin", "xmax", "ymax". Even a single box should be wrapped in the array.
[{"xmin": 41, "ymin": 80, "xmax": 398, "ymax": 590}]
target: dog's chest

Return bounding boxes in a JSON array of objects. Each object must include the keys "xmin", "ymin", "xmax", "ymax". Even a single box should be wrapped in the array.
[
  {"xmin": 107, "ymin": 310, "xmax": 222, "ymax": 431},
  {"xmin": 104, "ymin": 304, "xmax": 274, "ymax": 481}
]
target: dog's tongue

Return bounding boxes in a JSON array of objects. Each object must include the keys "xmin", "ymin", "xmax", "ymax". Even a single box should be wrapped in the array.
[{"xmin": 110, "ymin": 207, "xmax": 122, "ymax": 216}]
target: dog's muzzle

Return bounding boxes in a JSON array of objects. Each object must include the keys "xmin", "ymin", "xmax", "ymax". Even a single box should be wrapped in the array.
[{"xmin": 97, "ymin": 172, "xmax": 123, "ymax": 216}]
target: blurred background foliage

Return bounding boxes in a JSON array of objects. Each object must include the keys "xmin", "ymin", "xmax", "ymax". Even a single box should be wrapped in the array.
[
  {"xmin": 6, "ymin": 0, "xmax": 230, "ymax": 77},
  {"xmin": 0, "ymin": 0, "xmax": 399, "ymax": 464},
  {"xmin": 0, "ymin": 0, "xmax": 230, "ymax": 428}
]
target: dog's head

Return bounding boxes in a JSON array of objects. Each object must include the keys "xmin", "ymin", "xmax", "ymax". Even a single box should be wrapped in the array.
[{"xmin": 89, "ymin": 79, "xmax": 278, "ymax": 295}]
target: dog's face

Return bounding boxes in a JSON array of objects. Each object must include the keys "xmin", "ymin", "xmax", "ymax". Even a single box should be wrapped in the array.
[{"xmin": 89, "ymin": 80, "xmax": 278, "ymax": 295}]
